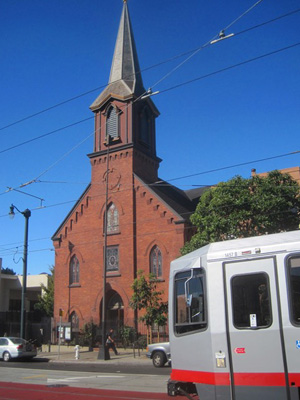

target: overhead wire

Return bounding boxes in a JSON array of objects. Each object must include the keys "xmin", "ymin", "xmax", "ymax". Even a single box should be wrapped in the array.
[
  {"xmin": 2, "ymin": 200, "xmax": 298, "ymax": 260},
  {"xmin": 0, "ymin": 3, "xmax": 297, "ymax": 199},
  {"xmin": 1, "ymin": 172, "xmax": 299, "ymax": 260},
  {"xmin": 148, "ymin": 0, "xmax": 264, "ymax": 90},
  {"xmin": 1, "ymin": 2, "xmax": 300, "ymax": 262},
  {"xmin": 1, "ymin": 159, "xmax": 299, "ymax": 227},
  {"xmin": 158, "ymin": 42, "xmax": 300, "ymax": 96},
  {"xmin": 1, "ymin": 1, "xmax": 294, "ymax": 139},
  {"xmin": 1, "ymin": 8, "xmax": 298, "ymax": 173},
  {"xmin": 0, "ymin": 117, "xmax": 93, "ymax": 155},
  {"xmin": 2, "ymin": 37, "xmax": 298, "ymax": 200}
]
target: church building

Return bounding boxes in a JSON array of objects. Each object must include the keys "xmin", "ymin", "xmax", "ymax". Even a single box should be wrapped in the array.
[{"xmin": 52, "ymin": 1, "xmax": 201, "ymax": 341}]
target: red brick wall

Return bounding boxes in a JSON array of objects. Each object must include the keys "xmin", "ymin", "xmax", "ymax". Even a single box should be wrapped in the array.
[{"xmin": 53, "ymin": 147, "xmax": 187, "ymax": 332}]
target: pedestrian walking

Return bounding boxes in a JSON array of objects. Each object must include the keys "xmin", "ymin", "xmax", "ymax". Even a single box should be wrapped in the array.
[{"xmin": 106, "ymin": 328, "xmax": 119, "ymax": 355}]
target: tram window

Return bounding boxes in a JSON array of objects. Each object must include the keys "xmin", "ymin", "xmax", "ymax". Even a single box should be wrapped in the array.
[
  {"xmin": 231, "ymin": 273, "xmax": 272, "ymax": 329},
  {"xmin": 174, "ymin": 268, "xmax": 207, "ymax": 335},
  {"xmin": 287, "ymin": 256, "xmax": 300, "ymax": 325}
]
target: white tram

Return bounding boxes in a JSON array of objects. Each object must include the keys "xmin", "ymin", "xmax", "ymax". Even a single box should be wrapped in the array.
[{"xmin": 168, "ymin": 230, "xmax": 300, "ymax": 400}]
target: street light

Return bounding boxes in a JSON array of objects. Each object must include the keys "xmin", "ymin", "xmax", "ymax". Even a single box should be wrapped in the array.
[
  {"xmin": 98, "ymin": 135, "xmax": 111, "ymax": 361},
  {"xmin": 9, "ymin": 204, "xmax": 31, "ymax": 339}
]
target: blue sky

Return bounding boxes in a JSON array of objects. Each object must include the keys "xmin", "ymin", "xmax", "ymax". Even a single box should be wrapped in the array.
[{"xmin": 0, "ymin": 0, "xmax": 299, "ymax": 276}]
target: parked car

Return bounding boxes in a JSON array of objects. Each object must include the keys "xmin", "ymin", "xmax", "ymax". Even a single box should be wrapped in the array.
[
  {"xmin": 146, "ymin": 342, "xmax": 171, "ymax": 367},
  {"xmin": 0, "ymin": 337, "xmax": 37, "ymax": 362}
]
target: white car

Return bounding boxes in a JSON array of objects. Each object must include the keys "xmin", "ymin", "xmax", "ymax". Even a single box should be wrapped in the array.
[
  {"xmin": 146, "ymin": 342, "xmax": 171, "ymax": 367},
  {"xmin": 0, "ymin": 337, "xmax": 37, "ymax": 362}
]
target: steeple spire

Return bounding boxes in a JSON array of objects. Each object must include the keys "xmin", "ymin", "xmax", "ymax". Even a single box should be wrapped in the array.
[{"xmin": 90, "ymin": 1, "xmax": 145, "ymax": 111}]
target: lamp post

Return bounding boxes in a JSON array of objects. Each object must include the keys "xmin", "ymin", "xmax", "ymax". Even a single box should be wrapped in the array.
[
  {"xmin": 9, "ymin": 204, "xmax": 31, "ymax": 339},
  {"xmin": 98, "ymin": 135, "xmax": 110, "ymax": 360}
]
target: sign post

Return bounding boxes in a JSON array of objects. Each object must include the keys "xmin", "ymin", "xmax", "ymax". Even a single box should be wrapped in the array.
[{"xmin": 58, "ymin": 308, "xmax": 63, "ymax": 359}]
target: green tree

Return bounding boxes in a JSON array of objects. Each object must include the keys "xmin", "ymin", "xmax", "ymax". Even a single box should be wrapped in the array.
[
  {"xmin": 130, "ymin": 271, "xmax": 168, "ymax": 344},
  {"xmin": 182, "ymin": 171, "xmax": 300, "ymax": 255},
  {"xmin": 1, "ymin": 267, "xmax": 16, "ymax": 275},
  {"xmin": 34, "ymin": 266, "xmax": 54, "ymax": 317}
]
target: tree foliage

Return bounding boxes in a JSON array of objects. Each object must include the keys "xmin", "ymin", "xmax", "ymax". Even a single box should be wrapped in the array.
[
  {"xmin": 130, "ymin": 271, "xmax": 168, "ymax": 343},
  {"xmin": 182, "ymin": 171, "xmax": 300, "ymax": 255},
  {"xmin": 1, "ymin": 267, "xmax": 16, "ymax": 275},
  {"xmin": 34, "ymin": 266, "xmax": 54, "ymax": 317}
]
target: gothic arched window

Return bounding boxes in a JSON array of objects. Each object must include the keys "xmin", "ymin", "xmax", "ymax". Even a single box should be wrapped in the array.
[
  {"xmin": 106, "ymin": 203, "xmax": 119, "ymax": 234},
  {"xmin": 150, "ymin": 245, "xmax": 162, "ymax": 278},
  {"xmin": 69, "ymin": 311, "xmax": 79, "ymax": 333},
  {"xmin": 106, "ymin": 106, "xmax": 119, "ymax": 140},
  {"xmin": 69, "ymin": 255, "xmax": 80, "ymax": 285}
]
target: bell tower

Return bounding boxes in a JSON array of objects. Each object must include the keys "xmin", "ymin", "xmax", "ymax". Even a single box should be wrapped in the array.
[{"xmin": 88, "ymin": 1, "xmax": 161, "ymax": 182}]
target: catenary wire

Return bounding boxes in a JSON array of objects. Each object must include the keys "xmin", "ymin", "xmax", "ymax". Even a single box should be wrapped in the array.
[
  {"xmin": 158, "ymin": 42, "xmax": 300, "ymax": 96},
  {"xmin": 0, "ymin": 146, "xmax": 299, "ymax": 200},
  {"xmin": 1, "ymin": 202, "xmax": 298, "ymax": 259},
  {"xmin": 1, "ymin": 5, "xmax": 298, "ymax": 228},
  {"xmin": 146, "ymin": 0, "xmax": 264, "ymax": 90},
  {"xmin": 2, "ymin": 22, "xmax": 300, "ymax": 159},
  {"xmin": 0, "ymin": 117, "xmax": 93, "ymax": 155},
  {"xmin": 2, "ymin": 38, "xmax": 299, "ymax": 199},
  {"xmin": 1, "ymin": 4, "xmax": 296, "ymax": 196},
  {"xmin": 1, "ymin": 1, "xmax": 294, "ymax": 136},
  {"xmin": 1, "ymin": 173, "xmax": 299, "ymax": 259},
  {"xmin": 1, "ymin": 5, "xmax": 299, "ymax": 268},
  {"xmin": 0, "ymin": 162, "xmax": 299, "ymax": 225}
]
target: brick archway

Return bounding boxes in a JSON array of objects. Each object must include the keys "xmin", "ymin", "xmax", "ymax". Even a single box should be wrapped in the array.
[{"xmin": 100, "ymin": 290, "xmax": 124, "ymax": 334}]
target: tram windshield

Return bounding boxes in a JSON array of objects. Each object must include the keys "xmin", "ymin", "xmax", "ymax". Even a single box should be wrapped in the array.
[{"xmin": 174, "ymin": 268, "xmax": 207, "ymax": 335}]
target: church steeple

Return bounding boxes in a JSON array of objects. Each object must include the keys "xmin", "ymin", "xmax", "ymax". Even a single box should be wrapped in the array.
[
  {"xmin": 89, "ymin": 1, "xmax": 161, "ymax": 182},
  {"xmin": 90, "ymin": 1, "xmax": 145, "ymax": 111}
]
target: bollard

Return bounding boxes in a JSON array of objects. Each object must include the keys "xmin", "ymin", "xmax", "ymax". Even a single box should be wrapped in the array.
[
  {"xmin": 75, "ymin": 344, "xmax": 80, "ymax": 360},
  {"xmin": 48, "ymin": 341, "xmax": 51, "ymax": 353}
]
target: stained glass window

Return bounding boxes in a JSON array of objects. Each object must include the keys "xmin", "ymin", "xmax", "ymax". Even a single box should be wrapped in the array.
[
  {"xmin": 70, "ymin": 311, "xmax": 79, "ymax": 332},
  {"xmin": 106, "ymin": 203, "xmax": 119, "ymax": 234},
  {"xmin": 106, "ymin": 246, "xmax": 119, "ymax": 272},
  {"xmin": 69, "ymin": 255, "xmax": 80, "ymax": 285},
  {"xmin": 150, "ymin": 246, "xmax": 162, "ymax": 278}
]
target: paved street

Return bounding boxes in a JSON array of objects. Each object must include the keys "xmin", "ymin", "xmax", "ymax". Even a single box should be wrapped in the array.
[
  {"xmin": 0, "ymin": 347, "xmax": 171, "ymax": 375},
  {"xmin": 0, "ymin": 348, "xmax": 171, "ymax": 398},
  {"xmin": 0, "ymin": 382, "xmax": 171, "ymax": 400}
]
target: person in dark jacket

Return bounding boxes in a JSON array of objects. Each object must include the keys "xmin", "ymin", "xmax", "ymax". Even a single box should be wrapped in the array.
[{"xmin": 106, "ymin": 328, "xmax": 119, "ymax": 355}]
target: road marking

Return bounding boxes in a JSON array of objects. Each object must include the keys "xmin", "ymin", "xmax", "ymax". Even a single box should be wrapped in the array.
[
  {"xmin": 22, "ymin": 374, "xmax": 47, "ymax": 379},
  {"xmin": 47, "ymin": 375, "xmax": 125, "ymax": 383}
]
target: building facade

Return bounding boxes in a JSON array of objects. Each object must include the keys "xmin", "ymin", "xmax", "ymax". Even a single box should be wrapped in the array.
[
  {"xmin": 52, "ymin": 2, "xmax": 200, "ymax": 341},
  {"xmin": 0, "ymin": 271, "xmax": 50, "ymax": 341}
]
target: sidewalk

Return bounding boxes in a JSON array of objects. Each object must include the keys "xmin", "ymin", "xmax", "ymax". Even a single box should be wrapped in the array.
[{"xmin": 38, "ymin": 346, "xmax": 149, "ymax": 364}]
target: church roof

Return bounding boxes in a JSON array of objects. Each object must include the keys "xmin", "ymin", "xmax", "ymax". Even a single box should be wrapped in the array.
[
  {"xmin": 90, "ymin": 1, "xmax": 146, "ymax": 111},
  {"xmin": 184, "ymin": 186, "xmax": 209, "ymax": 207},
  {"xmin": 135, "ymin": 175, "xmax": 198, "ymax": 222},
  {"xmin": 51, "ymin": 184, "xmax": 92, "ymax": 240}
]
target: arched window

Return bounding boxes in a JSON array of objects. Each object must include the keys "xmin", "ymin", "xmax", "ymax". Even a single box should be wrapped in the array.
[
  {"xmin": 69, "ymin": 255, "xmax": 80, "ymax": 285},
  {"xmin": 105, "ymin": 203, "xmax": 119, "ymax": 234},
  {"xmin": 106, "ymin": 106, "xmax": 118, "ymax": 140},
  {"xmin": 69, "ymin": 311, "xmax": 79, "ymax": 333},
  {"xmin": 150, "ymin": 245, "xmax": 162, "ymax": 278}
]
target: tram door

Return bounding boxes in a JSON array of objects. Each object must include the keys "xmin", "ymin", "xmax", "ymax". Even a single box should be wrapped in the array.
[{"xmin": 224, "ymin": 257, "xmax": 289, "ymax": 400}]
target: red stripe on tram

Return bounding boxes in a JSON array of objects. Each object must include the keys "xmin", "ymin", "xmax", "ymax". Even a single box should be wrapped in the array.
[
  {"xmin": 171, "ymin": 369, "xmax": 230, "ymax": 386},
  {"xmin": 171, "ymin": 370, "xmax": 300, "ymax": 387}
]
